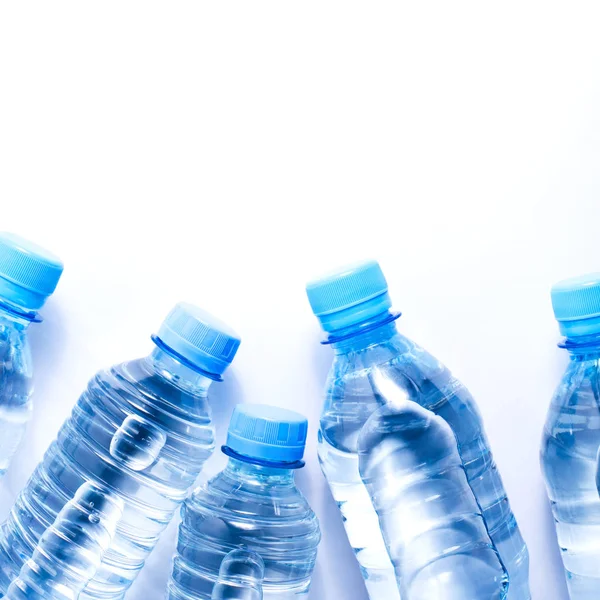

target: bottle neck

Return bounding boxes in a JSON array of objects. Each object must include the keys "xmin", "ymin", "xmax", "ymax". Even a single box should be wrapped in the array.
[
  {"xmin": 560, "ymin": 332, "xmax": 600, "ymax": 359},
  {"xmin": 149, "ymin": 347, "xmax": 214, "ymax": 393},
  {"xmin": 0, "ymin": 299, "xmax": 35, "ymax": 329},
  {"xmin": 225, "ymin": 457, "xmax": 295, "ymax": 484},
  {"xmin": 327, "ymin": 310, "xmax": 400, "ymax": 354}
]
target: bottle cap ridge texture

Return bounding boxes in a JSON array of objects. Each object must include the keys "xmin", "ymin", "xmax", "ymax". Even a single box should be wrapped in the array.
[
  {"xmin": 226, "ymin": 404, "xmax": 308, "ymax": 464},
  {"xmin": 157, "ymin": 302, "xmax": 241, "ymax": 376},
  {"xmin": 0, "ymin": 232, "xmax": 64, "ymax": 310},
  {"xmin": 551, "ymin": 272, "xmax": 600, "ymax": 337},
  {"xmin": 306, "ymin": 259, "xmax": 392, "ymax": 332}
]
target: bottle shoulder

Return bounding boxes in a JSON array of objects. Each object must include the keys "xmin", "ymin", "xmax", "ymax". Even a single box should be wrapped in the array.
[
  {"xmin": 321, "ymin": 333, "xmax": 480, "ymax": 453},
  {"xmin": 326, "ymin": 333, "xmax": 453, "ymax": 400},
  {"xmin": 185, "ymin": 471, "xmax": 320, "ymax": 534},
  {"xmin": 89, "ymin": 357, "xmax": 212, "ymax": 422},
  {"xmin": 551, "ymin": 358, "xmax": 600, "ymax": 403},
  {"xmin": 542, "ymin": 358, "xmax": 600, "ymax": 457},
  {"xmin": 176, "ymin": 471, "xmax": 320, "ymax": 593},
  {"xmin": 68, "ymin": 356, "xmax": 216, "ymax": 470}
]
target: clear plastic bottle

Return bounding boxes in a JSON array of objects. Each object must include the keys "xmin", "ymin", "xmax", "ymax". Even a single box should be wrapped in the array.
[
  {"xmin": 211, "ymin": 549, "xmax": 265, "ymax": 600},
  {"xmin": 541, "ymin": 273, "xmax": 600, "ymax": 598},
  {"xmin": 306, "ymin": 260, "xmax": 529, "ymax": 600},
  {"xmin": 0, "ymin": 232, "xmax": 63, "ymax": 478},
  {"xmin": 0, "ymin": 302, "xmax": 240, "ymax": 599},
  {"xmin": 168, "ymin": 404, "xmax": 321, "ymax": 600},
  {"xmin": 359, "ymin": 400, "xmax": 508, "ymax": 599},
  {"xmin": 5, "ymin": 481, "xmax": 124, "ymax": 600}
]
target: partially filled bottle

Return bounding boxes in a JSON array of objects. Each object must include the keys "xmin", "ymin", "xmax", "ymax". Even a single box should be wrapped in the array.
[
  {"xmin": 169, "ymin": 404, "xmax": 321, "ymax": 600},
  {"xmin": 306, "ymin": 260, "xmax": 529, "ymax": 600},
  {"xmin": 0, "ymin": 302, "xmax": 241, "ymax": 599},
  {"xmin": 5, "ymin": 481, "xmax": 124, "ymax": 600},
  {"xmin": 211, "ymin": 549, "xmax": 265, "ymax": 600},
  {"xmin": 359, "ymin": 401, "xmax": 508, "ymax": 600},
  {"xmin": 541, "ymin": 273, "xmax": 600, "ymax": 598},
  {"xmin": 0, "ymin": 232, "xmax": 63, "ymax": 478}
]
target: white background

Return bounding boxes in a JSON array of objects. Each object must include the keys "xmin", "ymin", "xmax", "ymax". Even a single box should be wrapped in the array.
[{"xmin": 1, "ymin": 2, "xmax": 599, "ymax": 598}]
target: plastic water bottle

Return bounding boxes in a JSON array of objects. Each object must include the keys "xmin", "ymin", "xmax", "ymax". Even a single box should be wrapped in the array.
[
  {"xmin": 541, "ymin": 273, "xmax": 600, "ymax": 598},
  {"xmin": 168, "ymin": 404, "xmax": 321, "ymax": 600},
  {"xmin": 211, "ymin": 549, "xmax": 265, "ymax": 600},
  {"xmin": 0, "ymin": 232, "xmax": 63, "ymax": 478},
  {"xmin": 0, "ymin": 302, "xmax": 241, "ymax": 599},
  {"xmin": 5, "ymin": 481, "xmax": 124, "ymax": 600},
  {"xmin": 306, "ymin": 260, "xmax": 529, "ymax": 600},
  {"xmin": 359, "ymin": 400, "xmax": 509, "ymax": 599}
]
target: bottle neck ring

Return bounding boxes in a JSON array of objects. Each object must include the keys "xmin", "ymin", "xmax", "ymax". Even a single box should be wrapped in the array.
[
  {"xmin": 559, "ymin": 331, "xmax": 600, "ymax": 354},
  {"xmin": 0, "ymin": 298, "xmax": 41, "ymax": 324},
  {"xmin": 151, "ymin": 334, "xmax": 222, "ymax": 381},
  {"xmin": 221, "ymin": 445, "xmax": 305, "ymax": 470},
  {"xmin": 322, "ymin": 310, "xmax": 400, "ymax": 354}
]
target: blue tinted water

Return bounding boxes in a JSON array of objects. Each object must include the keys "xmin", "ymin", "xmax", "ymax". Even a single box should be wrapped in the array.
[
  {"xmin": 168, "ymin": 458, "xmax": 321, "ymax": 600},
  {"xmin": 210, "ymin": 549, "xmax": 264, "ymax": 600},
  {"xmin": 541, "ymin": 336, "xmax": 600, "ymax": 598},
  {"xmin": 0, "ymin": 347, "xmax": 218, "ymax": 599},
  {"xmin": 5, "ymin": 481, "xmax": 123, "ymax": 600},
  {"xmin": 359, "ymin": 399, "xmax": 508, "ymax": 599},
  {"xmin": 318, "ymin": 314, "xmax": 529, "ymax": 599},
  {"xmin": 0, "ymin": 306, "xmax": 35, "ymax": 479}
]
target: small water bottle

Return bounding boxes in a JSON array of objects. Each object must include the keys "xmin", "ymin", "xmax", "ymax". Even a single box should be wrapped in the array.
[
  {"xmin": 541, "ymin": 273, "xmax": 600, "ymax": 598},
  {"xmin": 359, "ymin": 400, "xmax": 509, "ymax": 600},
  {"xmin": 306, "ymin": 260, "xmax": 529, "ymax": 600},
  {"xmin": 5, "ymin": 481, "xmax": 123, "ymax": 600},
  {"xmin": 0, "ymin": 302, "xmax": 241, "ymax": 599},
  {"xmin": 211, "ymin": 549, "xmax": 265, "ymax": 600},
  {"xmin": 168, "ymin": 404, "xmax": 321, "ymax": 600},
  {"xmin": 0, "ymin": 232, "xmax": 63, "ymax": 478}
]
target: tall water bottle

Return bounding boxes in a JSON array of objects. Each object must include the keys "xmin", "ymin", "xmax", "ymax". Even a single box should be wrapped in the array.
[
  {"xmin": 168, "ymin": 404, "xmax": 321, "ymax": 600},
  {"xmin": 359, "ymin": 400, "xmax": 508, "ymax": 599},
  {"xmin": 541, "ymin": 273, "xmax": 600, "ymax": 598},
  {"xmin": 306, "ymin": 260, "xmax": 529, "ymax": 600},
  {"xmin": 0, "ymin": 302, "xmax": 241, "ymax": 599},
  {"xmin": 211, "ymin": 549, "xmax": 265, "ymax": 600},
  {"xmin": 5, "ymin": 481, "xmax": 124, "ymax": 600},
  {"xmin": 0, "ymin": 232, "xmax": 63, "ymax": 478}
]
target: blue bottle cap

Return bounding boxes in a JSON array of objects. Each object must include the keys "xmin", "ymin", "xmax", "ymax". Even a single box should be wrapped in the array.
[
  {"xmin": 552, "ymin": 273, "xmax": 600, "ymax": 337},
  {"xmin": 0, "ymin": 232, "xmax": 64, "ymax": 311},
  {"xmin": 156, "ymin": 302, "xmax": 241, "ymax": 377},
  {"xmin": 306, "ymin": 259, "xmax": 392, "ymax": 332},
  {"xmin": 225, "ymin": 404, "xmax": 308, "ymax": 464}
]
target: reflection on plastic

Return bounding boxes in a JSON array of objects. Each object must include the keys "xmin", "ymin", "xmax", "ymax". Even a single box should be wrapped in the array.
[
  {"xmin": 110, "ymin": 414, "xmax": 167, "ymax": 471},
  {"xmin": 211, "ymin": 550, "xmax": 264, "ymax": 600},
  {"xmin": 5, "ymin": 481, "xmax": 123, "ymax": 600},
  {"xmin": 359, "ymin": 400, "xmax": 509, "ymax": 600}
]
